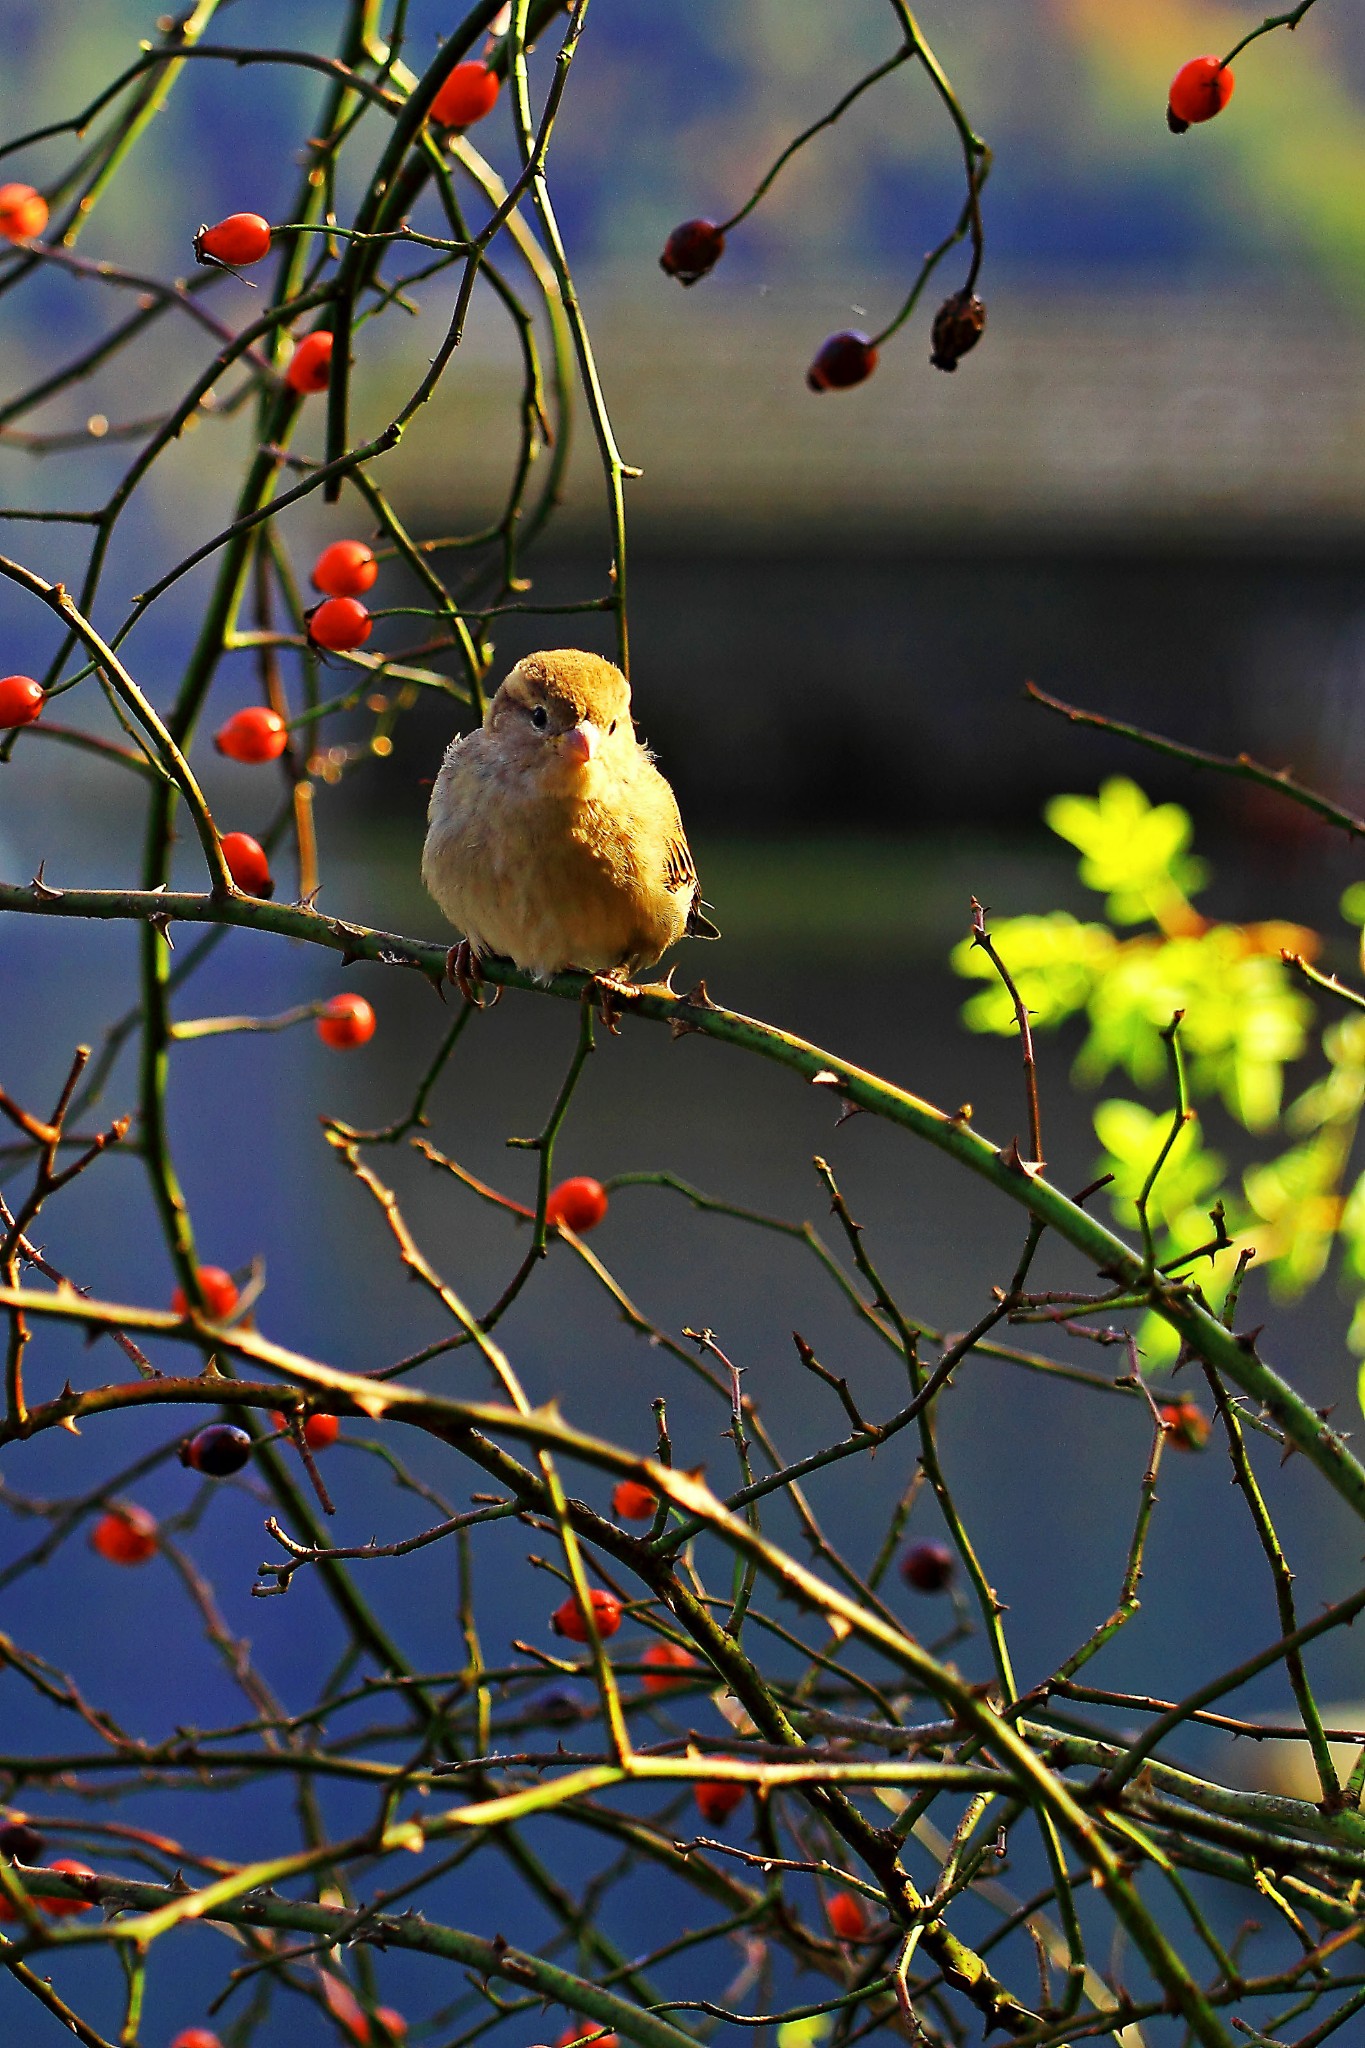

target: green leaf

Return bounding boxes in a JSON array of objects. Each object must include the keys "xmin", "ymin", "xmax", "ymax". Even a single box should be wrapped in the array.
[
  {"xmin": 1044, "ymin": 779, "xmax": 1205, "ymax": 925},
  {"xmin": 1135, "ymin": 1306, "xmax": 1181, "ymax": 1372},
  {"xmin": 778, "ymin": 2018, "xmax": 834, "ymax": 2048},
  {"xmin": 1076, "ymin": 931, "xmax": 1310, "ymax": 1130},
  {"xmin": 1093, "ymin": 1098, "xmax": 1225, "ymax": 1235},
  {"xmin": 951, "ymin": 914, "xmax": 1115, "ymax": 1035}
]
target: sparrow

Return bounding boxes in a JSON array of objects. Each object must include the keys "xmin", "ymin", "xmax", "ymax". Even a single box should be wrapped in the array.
[{"xmin": 421, "ymin": 649, "xmax": 718, "ymax": 996}]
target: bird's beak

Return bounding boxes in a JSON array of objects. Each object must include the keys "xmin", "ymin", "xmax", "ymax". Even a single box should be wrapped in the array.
[{"xmin": 561, "ymin": 720, "xmax": 600, "ymax": 767}]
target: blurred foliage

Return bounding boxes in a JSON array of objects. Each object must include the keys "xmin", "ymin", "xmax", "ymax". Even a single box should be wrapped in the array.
[{"xmin": 954, "ymin": 777, "xmax": 1365, "ymax": 1374}]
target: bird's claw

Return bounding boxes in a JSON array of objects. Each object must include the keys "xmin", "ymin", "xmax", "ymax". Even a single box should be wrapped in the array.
[
  {"xmin": 589, "ymin": 971, "xmax": 642, "ymax": 1036},
  {"xmin": 447, "ymin": 940, "xmax": 500, "ymax": 1009}
]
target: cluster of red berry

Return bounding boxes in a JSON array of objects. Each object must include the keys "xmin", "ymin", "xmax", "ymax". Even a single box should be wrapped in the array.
[
  {"xmin": 89, "ymin": 1260, "xmax": 344, "ymax": 1567},
  {"xmin": 84, "ymin": 1175, "xmax": 609, "ymax": 1573},
  {"xmin": 206, "ymin": 533, "xmax": 383, "ymax": 895}
]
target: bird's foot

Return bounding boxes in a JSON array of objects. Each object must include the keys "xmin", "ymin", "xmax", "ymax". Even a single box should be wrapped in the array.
[
  {"xmin": 588, "ymin": 970, "xmax": 642, "ymax": 1036},
  {"xmin": 446, "ymin": 940, "xmax": 500, "ymax": 1009}
]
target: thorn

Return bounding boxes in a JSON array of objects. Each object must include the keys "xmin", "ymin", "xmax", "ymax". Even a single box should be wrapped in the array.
[
  {"xmin": 1001, "ymin": 1137, "xmax": 1045, "ymax": 1179},
  {"xmin": 683, "ymin": 979, "xmax": 718, "ymax": 1010}
]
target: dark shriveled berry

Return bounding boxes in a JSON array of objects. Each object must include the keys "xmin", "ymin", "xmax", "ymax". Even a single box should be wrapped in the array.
[
  {"xmin": 0, "ymin": 1821, "xmax": 44, "ymax": 1863},
  {"xmin": 181, "ymin": 1424, "xmax": 253, "ymax": 1478},
  {"xmin": 806, "ymin": 331, "xmax": 877, "ymax": 393},
  {"xmin": 929, "ymin": 292, "xmax": 986, "ymax": 373},
  {"xmin": 901, "ymin": 1540, "xmax": 954, "ymax": 1593},
  {"xmin": 659, "ymin": 218, "xmax": 725, "ymax": 286}
]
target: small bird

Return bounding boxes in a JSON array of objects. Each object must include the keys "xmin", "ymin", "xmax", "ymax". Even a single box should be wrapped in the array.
[{"xmin": 422, "ymin": 649, "xmax": 718, "ymax": 997}]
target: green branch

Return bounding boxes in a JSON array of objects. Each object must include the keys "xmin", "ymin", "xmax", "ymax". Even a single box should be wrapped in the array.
[{"xmin": 2, "ymin": 878, "xmax": 1360, "ymax": 1524}]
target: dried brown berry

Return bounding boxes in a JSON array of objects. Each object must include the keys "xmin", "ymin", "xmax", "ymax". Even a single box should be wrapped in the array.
[
  {"xmin": 0, "ymin": 1821, "xmax": 43, "ymax": 1863},
  {"xmin": 806, "ymin": 331, "xmax": 877, "ymax": 393},
  {"xmin": 901, "ymin": 1540, "xmax": 954, "ymax": 1593},
  {"xmin": 930, "ymin": 292, "xmax": 986, "ymax": 373},
  {"xmin": 659, "ymin": 218, "xmax": 725, "ymax": 286}
]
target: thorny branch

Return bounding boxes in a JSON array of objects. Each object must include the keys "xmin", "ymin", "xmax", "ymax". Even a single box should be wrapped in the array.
[{"xmin": 0, "ymin": 5, "xmax": 1358, "ymax": 2048}]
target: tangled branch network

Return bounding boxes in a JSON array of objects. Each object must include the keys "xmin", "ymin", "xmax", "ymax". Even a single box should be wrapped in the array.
[{"xmin": 0, "ymin": 4, "xmax": 1362, "ymax": 2047}]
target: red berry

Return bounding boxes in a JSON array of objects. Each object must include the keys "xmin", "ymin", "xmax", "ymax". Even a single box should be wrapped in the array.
[
  {"xmin": 360, "ymin": 2013, "xmax": 407, "ymax": 2046},
  {"xmin": 557, "ymin": 2028, "xmax": 618, "ymax": 2048},
  {"xmin": 901, "ymin": 1541, "xmax": 954, "ymax": 1593},
  {"xmin": 91, "ymin": 1505, "xmax": 158, "ymax": 1566},
  {"xmin": 317, "ymin": 994, "xmax": 377, "ymax": 1049},
  {"xmin": 828, "ymin": 1889, "xmax": 870, "ymax": 1940},
  {"xmin": 0, "ymin": 184, "xmax": 47, "ymax": 241},
  {"xmin": 309, "ymin": 596, "xmax": 372, "ymax": 652},
  {"xmin": 312, "ymin": 540, "xmax": 378, "ymax": 599},
  {"xmin": 0, "ymin": 675, "xmax": 43, "ymax": 727},
  {"xmin": 182, "ymin": 1424, "xmax": 252, "ymax": 1477},
  {"xmin": 612, "ymin": 1479, "xmax": 656, "ymax": 1521},
  {"xmin": 214, "ymin": 705, "xmax": 288, "ymax": 763},
  {"xmin": 41, "ymin": 1858, "xmax": 95, "ymax": 1917},
  {"xmin": 195, "ymin": 212, "xmax": 271, "ymax": 268},
  {"xmin": 807, "ymin": 331, "xmax": 878, "ymax": 393},
  {"xmin": 694, "ymin": 1779, "xmax": 745, "ymax": 1826},
  {"xmin": 286, "ymin": 330, "xmax": 334, "ymax": 393},
  {"xmin": 551, "ymin": 1587, "xmax": 622, "ymax": 1642},
  {"xmin": 220, "ymin": 830, "xmax": 273, "ymax": 896},
  {"xmin": 172, "ymin": 1266, "xmax": 239, "ymax": 1320},
  {"xmin": 430, "ymin": 62, "xmax": 500, "ymax": 129},
  {"xmin": 1160, "ymin": 1396, "xmax": 1212, "ymax": 1452},
  {"xmin": 545, "ymin": 1176, "xmax": 608, "ymax": 1233},
  {"xmin": 641, "ymin": 1642, "xmax": 698, "ymax": 1694},
  {"xmin": 321, "ymin": 1978, "xmax": 406, "ymax": 2045},
  {"xmin": 342, "ymin": 2009, "xmax": 406, "ymax": 2046},
  {"xmin": 1167, "ymin": 56, "xmax": 1234, "ymax": 130},
  {"xmin": 659, "ymin": 218, "xmax": 725, "ymax": 286},
  {"xmin": 171, "ymin": 2032, "xmax": 224, "ymax": 2048},
  {"xmin": 272, "ymin": 1409, "xmax": 341, "ymax": 1451}
]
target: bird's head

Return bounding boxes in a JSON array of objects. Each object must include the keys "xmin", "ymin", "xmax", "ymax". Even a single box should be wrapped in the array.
[{"xmin": 487, "ymin": 650, "xmax": 634, "ymax": 784}]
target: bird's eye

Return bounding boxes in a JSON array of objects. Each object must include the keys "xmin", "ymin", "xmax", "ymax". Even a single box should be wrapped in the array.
[
  {"xmin": 608, "ymin": 719, "xmax": 617, "ymax": 735},
  {"xmin": 530, "ymin": 705, "xmax": 548, "ymax": 730}
]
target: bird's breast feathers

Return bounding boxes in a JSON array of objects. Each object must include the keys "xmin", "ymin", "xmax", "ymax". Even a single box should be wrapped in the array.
[{"xmin": 422, "ymin": 731, "xmax": 696, "ymax": 978}]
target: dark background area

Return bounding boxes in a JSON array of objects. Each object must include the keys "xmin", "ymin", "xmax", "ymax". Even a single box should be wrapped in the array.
[{"xmin": 4, "ymin": 2, "xmax": 1365, "ymax": 2041}]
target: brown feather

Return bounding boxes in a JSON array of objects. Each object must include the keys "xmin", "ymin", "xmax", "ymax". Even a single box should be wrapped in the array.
[{"xmin": 422, "ymin": 650, "xmax": 718, "ymax": 978}]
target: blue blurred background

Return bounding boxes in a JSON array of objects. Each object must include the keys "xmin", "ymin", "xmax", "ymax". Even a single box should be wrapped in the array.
[{"xmin": 4, "ymin": 2, "xmax": 1365, "ymax": 2041}]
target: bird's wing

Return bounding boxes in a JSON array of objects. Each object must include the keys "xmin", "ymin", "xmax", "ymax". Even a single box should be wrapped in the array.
[
  {"xmin": 662, "ymin": 826, "xmax": 720, "ymax": 939},
  {"xmin": 628, "ymin": 749, "xmax": 720, "ymax": 942},
  {"xmin": 662, "ymin": 834, "xmax": 696, "ymax": 894}
]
